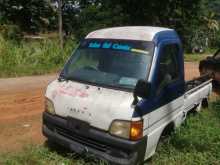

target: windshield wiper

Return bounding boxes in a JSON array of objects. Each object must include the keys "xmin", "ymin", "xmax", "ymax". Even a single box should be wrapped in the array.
[
  {"xmin": 117, "ymin": 83, "xmax": 134, "ymax": 89},
  {"xmin": 58, "ymin": 73, "xmax": 72, "ymax": 82},
  {"xmin": 58, "ymin": 76, "xmax": 67, "ymax": 82}
]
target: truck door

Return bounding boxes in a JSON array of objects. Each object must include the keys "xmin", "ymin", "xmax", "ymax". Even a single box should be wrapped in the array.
[{"xmin": 148, "ymin": 42, "xmax": 185, "ymax": 126}]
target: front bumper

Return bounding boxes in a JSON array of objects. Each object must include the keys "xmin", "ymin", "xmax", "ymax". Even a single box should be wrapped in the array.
[{"xmin": 42, "ymin": 112, "xmax": 147, "ymax": 165}]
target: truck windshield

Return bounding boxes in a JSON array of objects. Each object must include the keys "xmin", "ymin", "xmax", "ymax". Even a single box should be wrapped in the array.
[{"xmin": 61, "ymin": 39, "xmax": 154, "ymax": 90}]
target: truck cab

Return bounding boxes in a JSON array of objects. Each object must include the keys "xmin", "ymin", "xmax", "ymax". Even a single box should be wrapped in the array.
[{"xmin": 43, "ymin": 27, "xmax": 212, "ymax": 165}]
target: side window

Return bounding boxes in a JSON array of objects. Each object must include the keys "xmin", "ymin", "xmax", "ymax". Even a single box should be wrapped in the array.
[{"xmin": 157, "ymin": 44, "xmax": 180, "ymax": 93}]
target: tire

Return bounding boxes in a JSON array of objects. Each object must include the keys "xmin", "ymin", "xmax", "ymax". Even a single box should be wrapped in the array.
[
  {"xmin": 195, "ymin": 98, "xmax": 209, "ymax": 112},
  {"xmin": 195, "ymin": 102, "xmax": 202, "ymax": 112},
  {"xmin": 202, "ymin": 98, "xmax": 209, "ymax": 108},
  {"xmin": 156, "ymin": 123, "xmax": 175, "ymax": 151}
]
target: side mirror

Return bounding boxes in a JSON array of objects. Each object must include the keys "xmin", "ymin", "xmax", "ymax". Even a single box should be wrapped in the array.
[{"xmin": 134, "ymin": 80, "xmax": 151, "ymax": 99}]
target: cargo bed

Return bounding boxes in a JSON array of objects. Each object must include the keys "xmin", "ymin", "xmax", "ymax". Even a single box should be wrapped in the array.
[{"xmin": 184, "ymin": 74, "xmax": 212, "ymax": 112}]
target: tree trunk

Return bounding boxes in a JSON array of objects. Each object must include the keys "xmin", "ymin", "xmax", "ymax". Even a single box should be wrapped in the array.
[{"xmin": 58, "ymin": 0, "xmax": 63, "ymax": 49}]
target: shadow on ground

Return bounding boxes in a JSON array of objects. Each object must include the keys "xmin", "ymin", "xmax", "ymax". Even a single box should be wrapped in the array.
[{"xmin": 44, "ymin": 140, "xmax": 109, "ymax": 165}]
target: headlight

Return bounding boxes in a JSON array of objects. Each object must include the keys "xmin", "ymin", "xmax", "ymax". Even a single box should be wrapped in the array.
[
  {"xmin": 109, "ymin": 120, "xmax": 143, "ymax": 141},
  {"xmin": 109, "ymin": 120, "xmax": 130, "ymax": 139},
  {"xmin": 45, "ymin": 98, "xmax": 55, "ymax": 114}
]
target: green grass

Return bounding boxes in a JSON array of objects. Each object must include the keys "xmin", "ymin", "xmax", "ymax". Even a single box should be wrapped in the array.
[
  {"xmin": 152, "ymin": 100, "xmax": 220, "ymax": 164},
  {"xmin": 0, "ymin": 144, "xmax": 108, "ymax": 165},
  {"xmin": 1, "ymin": 100, "xmax": 220, "ymax": 165},
  {"xmin": 0, "ymin": 35, "xmax": 77, "ymax": 78},
  {"xmin": 184, "ymin": 49, "xmax": 216, "ymax": 62},
  {"xmin": 184, "ymin": 54, "xmax": 209, "ymax": 62}
]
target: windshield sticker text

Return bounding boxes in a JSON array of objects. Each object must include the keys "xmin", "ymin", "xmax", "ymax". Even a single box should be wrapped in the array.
[
  {"xmin": 131, "ymin": 48, "xmax": 149, "ymax": 55},
  {"xmin": 89, "ymin": 42, "xmax": 101, "ymax": 48},
  {"xmin": 88, "ymin": 41, "xmax": 131, "ymax": 51}
]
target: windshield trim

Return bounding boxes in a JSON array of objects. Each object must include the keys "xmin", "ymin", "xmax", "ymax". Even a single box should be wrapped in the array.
[
  {"xmin": 60, "ymin": 39, "xmax": 155, "ymax": 91},
  {"xmin": 59, "ymin": 76, "xmax": 134, "ymax": 92}
]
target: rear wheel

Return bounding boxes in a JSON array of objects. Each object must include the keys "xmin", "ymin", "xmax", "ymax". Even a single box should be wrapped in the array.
[
  {"xmin": 202, "ymin": 98, "xmax": 209, "ymax": 108},
  {"xmin": 193, "ymin": 98, "xmax": 209, "ymax": 113},
  {"xmin": 195, "ymin": 102, "xmax": 202, "ymax": 112}
]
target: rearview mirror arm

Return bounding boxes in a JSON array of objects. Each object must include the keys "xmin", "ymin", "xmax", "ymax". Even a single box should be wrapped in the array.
[{"xmin": 132, "ymin": 93, "xmax": 139, "ymax": 105}]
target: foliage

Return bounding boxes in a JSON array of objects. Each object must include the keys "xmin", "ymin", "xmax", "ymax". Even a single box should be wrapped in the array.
[
  {"xmin": 0, "ymin": 0, "xmax": 56, "ymax": 33},
  {"xmin": 0, "ymin": 24, "xmax": 23, "ymax": 40},
  {"xmin": 188, "ymin": 11, "xmax": 219, "ymax": 52},
  {"xmin": 64, "ymin": 0, "xmax": 220, "ymax": 52},
  {"xmin": 208, "ymin": 0, "xmax": 220, "ymax": 21},
  {"xmin": 213, "ymin": 30, "xmax": 220, "ymax": 47},
  {"xmin": 0, "ymin": 100, "xmax": 220, "ymax": 164},
  {"xmin": 71, "ymin": 3, "xmax": 125, "ymax": 40},
  {"xmin": 0, "ymin": 0, "xmax": 220, "ymax": 50},
  {"xmin": 0, "ymin": 35, "xmax": 76, "ymax": 77}
]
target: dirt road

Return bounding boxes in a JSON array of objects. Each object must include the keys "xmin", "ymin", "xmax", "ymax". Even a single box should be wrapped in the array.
[
  {"xmin": 0, "ymin": 63, "xmax": 200, "ymax": 153},
  {"xmin": 0, "ymin": 74, "xmax": 56, "ymax": 152}
]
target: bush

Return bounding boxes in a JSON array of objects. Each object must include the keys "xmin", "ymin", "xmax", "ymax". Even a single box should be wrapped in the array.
[
  {"xmin": 0, "ymin": 24, "xmax": 23, "ymax": 40},
  {"xmin": 0, "ymin": 35, "xmax": 77, "ymax": 77}
]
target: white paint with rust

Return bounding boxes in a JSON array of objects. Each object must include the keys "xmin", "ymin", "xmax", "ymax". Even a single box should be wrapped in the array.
[
  {"xmin": 86, "ymin": 26, "xmax": 172, "ymax": 41},
  {"xmin": 46, "ymin": 80, "xmax": 134, "ymax": 131}
]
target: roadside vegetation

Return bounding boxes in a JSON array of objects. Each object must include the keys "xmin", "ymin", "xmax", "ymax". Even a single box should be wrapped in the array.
[
  {"xmin": 0, "ymin": 33, "xmax": 212, "ymax": 78},
  {"xmin": 184, "ymin": 54, "xmax": 210, "ymax": 62},
  {"xmin": 1, "ymin": 100, "xmax": 220, "ymax": 165},
  {"xmin": 184, "ymin": 49, "xmax": 216, "ymax": 62},
  {"xmin": 0, "ymin": 35, "xmax": 76, "ymax": 77},
  {"xmin": 0, "ymin": 0, "xmax": 219, "ymax": 78}
]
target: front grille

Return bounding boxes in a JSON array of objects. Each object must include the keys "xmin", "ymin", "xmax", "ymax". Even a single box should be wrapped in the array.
[{"xmin": 55, "ymin": 125, "xmax": 109, "ymax": 152}]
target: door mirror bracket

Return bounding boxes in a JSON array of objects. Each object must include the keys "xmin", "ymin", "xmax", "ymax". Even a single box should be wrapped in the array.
[{"xmin": 133, "ymin": 80, "xmax": 152, "ymax": 105}]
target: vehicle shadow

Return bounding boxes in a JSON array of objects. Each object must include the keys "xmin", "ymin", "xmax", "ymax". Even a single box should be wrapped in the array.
[{"xmin": 44, "ymin": 140, "xmax": 109, "ymax": 165}]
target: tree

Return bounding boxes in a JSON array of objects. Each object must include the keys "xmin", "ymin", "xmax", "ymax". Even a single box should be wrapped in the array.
[
  {"xmin": 66, "ymin": 0, "xmax": 125, "ymax": 40},
  {"xmin": 0, "ymin": 0, "xmax": 219, "ymax": 50},
  {"xmin": 70, "ymin": 0, "xmax": 211, "ymax": 48},
  {"xmin": 0, "ymin": 0, "xmax": 56, "ymax": 33},
  {"xmin": 58, "ymin": 0, "xmax": 63, "ymax": 48}
]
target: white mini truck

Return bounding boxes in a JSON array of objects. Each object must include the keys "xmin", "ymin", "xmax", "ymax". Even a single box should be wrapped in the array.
[{"xmin": 43, "ymin": 27, "xmax": 212, "ymax": 165}]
